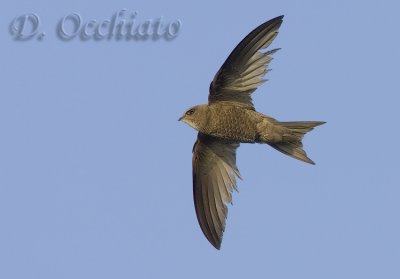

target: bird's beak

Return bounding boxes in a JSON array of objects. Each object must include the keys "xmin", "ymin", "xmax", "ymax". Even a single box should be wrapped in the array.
[{"xmin": 178, "ymin": 116, "xmax": 184, "ymax": 121}]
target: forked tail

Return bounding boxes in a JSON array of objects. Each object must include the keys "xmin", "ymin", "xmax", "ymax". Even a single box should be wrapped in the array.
[{"xmin": 269, "ymin": 121, "xmax": 325, "ymax": 165}]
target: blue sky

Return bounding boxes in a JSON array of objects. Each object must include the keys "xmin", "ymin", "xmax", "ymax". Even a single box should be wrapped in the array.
[{"xmin": 1, "ymin": 0, "xmax": 399, "ymax": 278}]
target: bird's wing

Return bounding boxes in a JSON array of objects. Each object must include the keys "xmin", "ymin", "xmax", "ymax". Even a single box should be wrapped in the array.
[
  {"xmin": 192, "ymin": 133, "xmax": 241, "ymax": 249},
  {"xmin": 209, "ymin": 15, "xmax": 283, "ymax": 109}
]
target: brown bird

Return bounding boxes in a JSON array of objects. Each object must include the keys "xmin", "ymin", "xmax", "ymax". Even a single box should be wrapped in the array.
[{"xmin": 179, "ymin": 15, "xmax": 324, "ymax": 249}]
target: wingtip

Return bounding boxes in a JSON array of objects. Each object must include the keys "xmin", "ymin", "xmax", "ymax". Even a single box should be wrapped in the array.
[
  {"xmin": 274, "ymin": 15, "xmax": 284, "ymax": 22},
  {"xmin": 204, "ymin": 235, "xmax": 222, "ymax": 250},
  {"xmin": 302, "ymin": 157, "xmax": 315, "ymax": 165},
  {"xmin": 264, "ymin": 15, "xmax": 284, "ymax": 29},
  {"xmin": 270, "ymin": 15, "xmax": 284, "ymax": 29},
  {"xmin": 212, "ymin": 241, "xmax": 222, "ymax": 250}
]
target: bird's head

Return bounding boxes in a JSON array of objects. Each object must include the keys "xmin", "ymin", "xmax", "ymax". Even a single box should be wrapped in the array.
[{"xmin": 178, "ymin": 105, "xmax": 208, "ymax": 131}]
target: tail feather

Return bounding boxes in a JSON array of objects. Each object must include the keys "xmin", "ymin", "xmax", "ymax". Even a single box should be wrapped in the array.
[{"xmin": 269, "ymin": 121, "xmax": 325, "ymax": 164}]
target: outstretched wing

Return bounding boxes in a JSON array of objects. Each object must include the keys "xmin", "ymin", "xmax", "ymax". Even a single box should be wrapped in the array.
[
  {"xmin": 192, "ymin": 133, "xmax": 241, "ymax": 249},
  {"xmin": 209, "ymin": 15, "xmax": 283, "ymax": 109}
]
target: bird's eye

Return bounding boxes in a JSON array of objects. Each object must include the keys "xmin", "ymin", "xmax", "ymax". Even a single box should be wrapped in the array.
[{"xmin": 186, "ymin": 109, "xmax": 195, "ymax": 116}]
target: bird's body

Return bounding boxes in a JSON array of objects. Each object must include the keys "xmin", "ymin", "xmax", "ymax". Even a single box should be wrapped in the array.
[
  {"xmin": 184, "ymin": 102, "xmax": 323, "ymax": 163},
  {"xmin": 186, "ymin": 103, "xmax": 259, "ymax": 143},
  {"xmin": 179, "ymin": 15, "xmax": 325, "ymax": 249}
]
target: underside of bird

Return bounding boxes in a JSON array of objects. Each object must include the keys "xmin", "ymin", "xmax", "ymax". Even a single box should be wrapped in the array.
[{"xmin": 182, "ymin": 15, "xmax": 325, "ymax": 250}]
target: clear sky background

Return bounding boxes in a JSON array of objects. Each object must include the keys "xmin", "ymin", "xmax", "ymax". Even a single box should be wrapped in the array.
[{"xmin": 1, "ymin": 1, "xmax": 399, "ymax": 278}]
